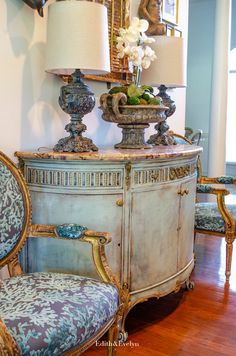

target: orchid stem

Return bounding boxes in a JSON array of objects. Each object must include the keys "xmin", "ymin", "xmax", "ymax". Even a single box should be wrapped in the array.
[{"xmin": 135, "ymin": 66, "xmax": 141, "ymax": 87}]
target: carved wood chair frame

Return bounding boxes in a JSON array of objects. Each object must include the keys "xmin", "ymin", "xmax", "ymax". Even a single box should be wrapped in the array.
[
  {"xmin": 171, "ymin": 133, "xmax": 236, "ymax": 280},
  {"xmin": 0, "ymin": 151, "xmax": 124, "ymax": 356}
]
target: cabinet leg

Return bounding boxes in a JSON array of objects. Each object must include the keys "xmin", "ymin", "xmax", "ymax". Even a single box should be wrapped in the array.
[
  {"xmin": 185, "ymin": 279, "xmax": 195, "ymax": 291},
  {"xmin": 107, "ymin": 318, "xmax": 119, "ymax": 356},
  {"xmin": 117, "ymin": 312, "xmax": 128, "ymax": 343},
  {"xmin": 118, "ymin": 330, "xmax": 128, "ymax": 343}
]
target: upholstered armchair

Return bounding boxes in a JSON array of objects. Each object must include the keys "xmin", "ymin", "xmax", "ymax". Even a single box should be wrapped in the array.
[
  {"xmin": 0, "ymin": 151, "xmax": 122, "ymax": 355},
  {"xmin": 173, "ymin": 133, "xmax": 236, "ymax": 280}
]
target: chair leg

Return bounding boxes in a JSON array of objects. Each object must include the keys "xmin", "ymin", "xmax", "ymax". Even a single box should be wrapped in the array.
[
  {"xmin": 225, "ymin": 240, "xmax": 233, "ymax": 280},
  {"xmin": 107, "ymin": 319, "xmax": 119, "ymax": 356}
]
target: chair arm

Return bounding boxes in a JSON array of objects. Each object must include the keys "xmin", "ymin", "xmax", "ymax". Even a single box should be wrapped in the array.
[
  {"xmin": 196, "ymin": 184, "xmax": 235, "ymax": 230},
  {"xmin": 29, "ymin": 224, "xmax": 120, "ymax": 289},
  {"xmin": 0, "ymin": 318, "xmax": 21, "ymax": 356},
  {"xmin": 196, "ymin": 184, "xmax": 230, "ymax": 196},
  {"xmin": 199, "ymin": 176, "xmax": 236, "ymax": 184}
]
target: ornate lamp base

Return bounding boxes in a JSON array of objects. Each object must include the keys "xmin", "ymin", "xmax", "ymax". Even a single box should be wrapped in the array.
[
  {"xmin": 115, "ymin": 124, "xmax": 152, "ymax": 149},
  {"xmin": 54, "ymin": 70, "xmax": 98, "ymax": 153},
  {"xmin": 148, "ymin": 85, "xmax": 177, "ymax": 146},
  {"xmin": 54, "ymin": 136, "xmax": 98, "ymax": 153},
  {"xmin": 147, "ymin": 121, "xmax": 176, "ymax": 146}
]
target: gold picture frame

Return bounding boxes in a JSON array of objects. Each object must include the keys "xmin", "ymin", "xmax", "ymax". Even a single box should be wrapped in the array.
[
  {"xmin": 162, "ymin": 0, "xmax": 179, "ymax": 26},
  {"xmin": 85, "ymin": 0, "xmax": 132, "ymax": 84}
]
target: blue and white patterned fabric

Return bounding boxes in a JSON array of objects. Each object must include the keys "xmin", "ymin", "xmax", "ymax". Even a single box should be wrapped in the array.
[
  {"xmin": 196, "ymin": 184, "xmax": 214, "ymax": 193},
  {"xmin": 173, "ymin": 136, "xmax": 189, "ymax": 145},
  {"xmin": 195, "ymin": 202, "xmax": 236, "ymax": 233},
  {"xmin": 215, "ymin": 176, "xmax": 234, "ymax": 184},
  {"xmin": 0, "ymin": 162, "xmax": 25, "ymax": 261},
  {"xmin": 0, "ymin": 272, "xmax": 119, "ymax": 355},
  {"xmin": 56, "ymin": 224, "xmax": 87, "ymax": 239}
]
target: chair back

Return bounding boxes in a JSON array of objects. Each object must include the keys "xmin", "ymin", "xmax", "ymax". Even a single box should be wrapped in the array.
[
  {"xmin": 0, "ymin": 152, "xmax": 31, "ymax": 268},
  {"xmin": 184, "ymin": 127, "xmax": 193, "ymax": 138},
  {"xmin": 190, "ymin": 129, "xmax": 202, "ymax": 146}
]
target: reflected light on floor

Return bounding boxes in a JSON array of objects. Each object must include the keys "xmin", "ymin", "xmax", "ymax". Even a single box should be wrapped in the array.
[{"xmin": 195, "ymin": 233, "xmax": 236, "ymax": 292}]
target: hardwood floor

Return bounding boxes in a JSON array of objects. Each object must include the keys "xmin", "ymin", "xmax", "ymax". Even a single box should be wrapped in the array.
[{"xmin": 85, "ymin": 234, "xmax": 236, "ymax": 355}]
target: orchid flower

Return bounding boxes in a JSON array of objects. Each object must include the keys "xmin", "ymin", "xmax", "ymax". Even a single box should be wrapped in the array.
[{"xmin": 116, "ymin": 16, "xmax": 157, "ymax": 84}]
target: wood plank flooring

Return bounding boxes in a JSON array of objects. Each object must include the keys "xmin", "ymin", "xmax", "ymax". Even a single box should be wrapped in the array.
[{"xmin": 85, "ymin": 233, "xmax": 236, "ymax": 355}]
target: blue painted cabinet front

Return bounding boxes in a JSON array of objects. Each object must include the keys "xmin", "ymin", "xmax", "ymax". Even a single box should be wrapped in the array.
[{"xmin": 17, "ymin": 147, "xmax": 201, "ymax": 308}]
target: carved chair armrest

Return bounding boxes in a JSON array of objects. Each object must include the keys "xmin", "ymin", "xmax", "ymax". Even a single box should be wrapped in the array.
[
  {"xmin": 199, "ymin": 176, "xmax": 236, "ymax": 185},
  {"xmin": 196, "ymin": 184, "xmax": 235, "ymax": 230},
  {"xmin": 196, "ymin": 184, "xmax": 230, "ymax": 196},
  {"xmin": 0, "ymin": 318, "xmax": 21, "ymax": 356},
  {"xmin": 29, "ymin": 224, "xmax": 120, "ymax": 290}
]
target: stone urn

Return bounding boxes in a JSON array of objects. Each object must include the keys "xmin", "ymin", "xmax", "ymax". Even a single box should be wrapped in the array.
[{"xmin": 99, "ymin": 92, "xmax": 168, "ymax": 149}]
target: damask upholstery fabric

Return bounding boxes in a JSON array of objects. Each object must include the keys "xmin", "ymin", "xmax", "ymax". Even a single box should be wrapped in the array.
[
  {"xmin": 0, "ymin": 272, "xmax": 119, "ymax": 355},
  {"xmin": 0, "ymin": 162, "xmax": 25, "ymax": 260},
  {"xmin": 195, "ymin": 202, "xmax": 236, "ymax": 233}
]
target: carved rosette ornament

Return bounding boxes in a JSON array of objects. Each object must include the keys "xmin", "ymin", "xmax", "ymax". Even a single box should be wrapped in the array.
[
  {"xmin": 99, "ymin": 92, "xmax": 168, "ymax": 149},
  {"xmin": 54, "ymin": 70, "xmax": 98, "ymax": 153}
]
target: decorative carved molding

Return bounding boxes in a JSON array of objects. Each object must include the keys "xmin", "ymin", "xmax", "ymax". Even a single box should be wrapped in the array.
[
  {"xmin": 125, "ymin": 162, "xmax": 132, "ymax": 190},
  {"xmin": 8, "ymin": 257, "xmax": 22, "ymax": 277},
  {"xmin": 25, "ymin": 167, "xmax": 123, "ymax": 189},
  {"xmin": 134, "ymin": 163, "xmax": 196, "ymax": 185},
  {"xmin": 169, "ymin": 165, "xmax": 194, "ymax": 180},
  {"xmin": 24, "ymin": 162, "xmax": 196, "ymax": 189}
]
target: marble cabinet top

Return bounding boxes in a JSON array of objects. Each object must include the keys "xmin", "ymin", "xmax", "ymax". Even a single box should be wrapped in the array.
[{"xmin": 15, "ymin": 145, "xmax": 202, "ymax": 162}]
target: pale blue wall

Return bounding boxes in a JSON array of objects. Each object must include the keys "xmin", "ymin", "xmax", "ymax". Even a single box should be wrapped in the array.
[
  {"xmin": 186, "ymin": 0, "xmax": 216, "ymax": 133},
  {"xmin": 185, "ymin": 0, "xmax": 216, "ymax": 174},
  {"xmin": 186, "ymin": 0, "xmax": 236, "ymax": 175},
  {"xmin": 231, "ymin": 0, "xmax": 236, "ymax": 49}
]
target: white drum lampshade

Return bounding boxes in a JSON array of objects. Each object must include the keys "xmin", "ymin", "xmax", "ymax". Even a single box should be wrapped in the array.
[
  {"xmin": 141, "ymin": 36, "xmax": 186, "ymax": 88},
  {"xmin": 45, "ymin": 1, "xmax": 110, "ymax": 75},
  {"xmin": 142, "ymin": 36, "xmax": 187, "ymax": 146},
  {"xmin": 45, "ymin": 1, "xmax": 111, "ymax": 153}
]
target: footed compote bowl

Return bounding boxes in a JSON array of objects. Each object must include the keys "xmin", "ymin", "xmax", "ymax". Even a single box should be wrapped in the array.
[{"xmin": 99, "ymin": 92, "xmax": 168, "ymax": 149}]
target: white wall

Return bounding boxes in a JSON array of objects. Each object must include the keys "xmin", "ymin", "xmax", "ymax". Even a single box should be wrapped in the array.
[{"xmin": 0, "ymin": 0, "xmax": 189, "ymax": 160}]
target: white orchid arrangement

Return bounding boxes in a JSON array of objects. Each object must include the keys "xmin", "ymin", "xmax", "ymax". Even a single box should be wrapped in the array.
[{"xmin": 116, "ymin": 17, "xmax": 157, "ymax": 86}]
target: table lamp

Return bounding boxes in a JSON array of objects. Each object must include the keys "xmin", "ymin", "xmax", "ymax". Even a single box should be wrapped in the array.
[
  {"xmin": 45, "ymin": 1, "xmax": 110, "ymax": 152},
  {"xmin": 141, "ymin": 36, "xmax": 186, "ymax": 145}
]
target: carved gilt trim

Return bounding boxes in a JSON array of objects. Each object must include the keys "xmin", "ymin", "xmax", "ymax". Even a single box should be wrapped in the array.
[
  {"xmin": 0, "ymin": 151, "xmax": 32, "ymax": 270},
  {"xmin": 125, "ymin": 162, "xmax": 132, "ymax": 190},
  {"xmin": 25, "ymin": 167, "xmax": 123, "ymax": 189},
  {"xmin": 29, "ymin": 224, "xmax": 122, "ymax": 291},
  {"xmin": 8, "ymin": 256, "xmax": 22, "ymax": 277},
  {"xmin": 134, "ymin": 163, "xmax": 196, "ymax": 186},
  {"xmin": 169, "ymin": 165, "xmax": 193, "ymax": 180},
  {"xmin": 0, "ymin": 318, "xmax": 20, "ymax": 356}
]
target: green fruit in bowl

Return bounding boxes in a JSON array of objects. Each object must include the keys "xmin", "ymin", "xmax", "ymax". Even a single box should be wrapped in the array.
[
  {"xmin": 127, "ymin": 97, "xmax": 140, "ymax": 105},
  {"xmin": 141, "ymin": 85, "xmax": 154, "ymax": 93},
  {"xmin": 149, "ymin": 98, "xmax": 161, "ymax": 105},
  {"xmin": 127, "ymin": 84, "xmax": 144, "ymax": 98},
  {"xmin": 139, "ymin": 98, "xmax": 148, "ymax": 105},
  {"xmin": 142, "ymin": 93, "xmax": 152, "ymax": 102}
]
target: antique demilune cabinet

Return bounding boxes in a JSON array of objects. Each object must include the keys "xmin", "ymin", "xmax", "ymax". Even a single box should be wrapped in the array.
[{"xmin": 16, "ymin": 145, "xmax": 202, "ymax": 337}]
